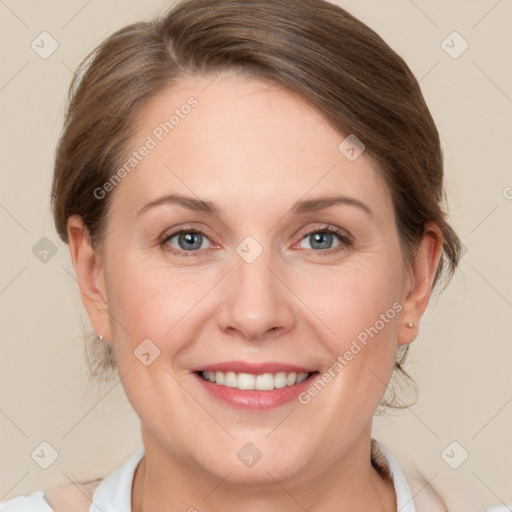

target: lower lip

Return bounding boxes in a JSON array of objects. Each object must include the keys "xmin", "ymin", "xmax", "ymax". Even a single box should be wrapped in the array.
[{"xmin": 193, "ymin": 372, "xmax": 319, "ymax": 410}]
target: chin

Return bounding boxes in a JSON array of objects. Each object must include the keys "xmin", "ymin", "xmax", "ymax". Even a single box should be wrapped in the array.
[{"xmin": 192, "ymin": 435, "xmax": 311, "ymax": 485}]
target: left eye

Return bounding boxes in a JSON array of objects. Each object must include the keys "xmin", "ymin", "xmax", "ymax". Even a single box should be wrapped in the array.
[{"xmin": 298, "ymin": 230, "xmax": 343, "ymax": 251}]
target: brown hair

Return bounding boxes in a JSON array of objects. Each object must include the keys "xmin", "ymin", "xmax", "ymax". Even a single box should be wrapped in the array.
[{"xmin": 51, "ymin": 0, "xmax": 461, "ymax": 408}]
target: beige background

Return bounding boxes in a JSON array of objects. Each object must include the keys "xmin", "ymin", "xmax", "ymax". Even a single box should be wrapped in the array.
[{"xmin": 1, "ymin": 0, "xmax": 511, "ymax": 508}]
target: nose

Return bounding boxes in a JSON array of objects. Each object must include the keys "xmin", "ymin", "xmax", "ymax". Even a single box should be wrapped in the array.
[{"xmin": 216, "ymin": 248, "xmax": 296, "ymax": 342}]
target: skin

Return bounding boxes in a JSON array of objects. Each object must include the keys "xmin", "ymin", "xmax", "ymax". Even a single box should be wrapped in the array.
[{"xmin": 67, "ymin": 71, "xmax": 443, "ymax": 511}]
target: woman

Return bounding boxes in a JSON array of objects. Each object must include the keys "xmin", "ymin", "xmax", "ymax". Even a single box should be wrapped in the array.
[{"xmin": 0, "ymin": 0, "xmax": 468, "ymax": 510}]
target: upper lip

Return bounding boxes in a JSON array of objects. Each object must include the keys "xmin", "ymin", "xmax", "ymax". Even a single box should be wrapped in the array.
[{"xmin": 191, "ymin": 361, "xmax": 317, "ymax": 375}]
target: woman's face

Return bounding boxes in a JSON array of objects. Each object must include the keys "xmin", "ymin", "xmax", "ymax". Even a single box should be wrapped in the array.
[{"xmin": 76, "ymin": 71, "xmax": 432, "ymax": 486}]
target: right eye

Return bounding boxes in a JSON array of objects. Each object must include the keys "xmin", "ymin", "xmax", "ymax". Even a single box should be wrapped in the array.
[{"xmin": 161, "ymin": 229, "xmax": 212, "ymax": 257}]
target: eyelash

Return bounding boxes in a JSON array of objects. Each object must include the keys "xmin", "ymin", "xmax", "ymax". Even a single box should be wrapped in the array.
[{"xmin": 159, "ymin": 225, "xmax": 352, "ymax": 258}]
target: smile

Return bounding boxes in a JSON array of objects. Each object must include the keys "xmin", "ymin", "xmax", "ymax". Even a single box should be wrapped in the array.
[
  {"xmin": 198, "ymin": 370, "xmax": 311, "ymax": 390},
  {"xmin": 192, "ymin": 362, "xmax": 320, "ymax": 410}
]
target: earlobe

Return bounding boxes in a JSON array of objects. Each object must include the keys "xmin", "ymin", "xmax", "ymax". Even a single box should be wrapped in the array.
[
  {"xmin": 67, "ymin": 215, "xmax": 112, "ymax": 342},
  {"xmin": 397, "ymin": 222, "xmax": 443, "ymax": 346}
]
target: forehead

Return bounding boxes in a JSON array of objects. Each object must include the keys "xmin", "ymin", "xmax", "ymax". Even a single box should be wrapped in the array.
[{"xmin": 110, "ymin": 71, "xmax": 392, "ymax": 221}]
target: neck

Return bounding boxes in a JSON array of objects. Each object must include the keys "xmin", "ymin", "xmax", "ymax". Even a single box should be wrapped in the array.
[{"xmin": 132, "ymin": 433, "xmax": 396, "ymax": 512}]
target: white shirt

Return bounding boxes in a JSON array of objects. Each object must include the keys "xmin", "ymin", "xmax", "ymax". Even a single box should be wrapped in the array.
[{"xmin": 0, "ymin": 442, "xmax": 418, "ymax": 511}]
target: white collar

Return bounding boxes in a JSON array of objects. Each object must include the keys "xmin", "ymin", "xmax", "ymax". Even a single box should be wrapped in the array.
[
  {"xmin": 373, "ymin": 440, "xmax": 416, "ymax": 512},
  {"xmin": 89, "ymin": 448, "xmax": 144, "ymax": 512},
  {"xmin": 90, "ymin": 442, "xmax": 415, "ymax": 511}
]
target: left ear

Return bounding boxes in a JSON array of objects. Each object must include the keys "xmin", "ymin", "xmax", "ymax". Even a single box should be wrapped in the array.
[{"xmin": 397, "ymin": 222, "xmax": 444, "ymax": 346}]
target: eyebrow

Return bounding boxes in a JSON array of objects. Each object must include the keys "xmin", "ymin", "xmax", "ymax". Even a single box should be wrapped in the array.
[{"xmin": 137, "ymin": 193, "xmax": 373, "ymax": 219}]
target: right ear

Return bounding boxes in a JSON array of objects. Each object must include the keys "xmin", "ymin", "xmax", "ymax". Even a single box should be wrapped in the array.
[{"xmin": 67, "ymin": 215, "xmax": 112, "ymax": 342}]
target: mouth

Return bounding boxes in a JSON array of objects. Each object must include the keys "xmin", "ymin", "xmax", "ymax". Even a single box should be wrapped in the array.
[
  {"xmin": 196, "ymin": 370, "xmax": 314, "ymax": 390},
  {"xmin": 191, "ymin": 363, "xmax": 320, "ymax": 410}
]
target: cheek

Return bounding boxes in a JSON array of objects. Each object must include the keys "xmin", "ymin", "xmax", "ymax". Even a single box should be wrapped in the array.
[
  {"xmin": 301, "ymin": 256, "xmax": 403, "ymax": 341},
  {"xmin": 298, "ymin": 256, "xmax": 403, "ymax": 394},
  {"xmin": 106, "ymin": 253, "xmax": 205, "ymax": 336},
  {"xmin": 104, "ymin": 254, "xmax": 224, "ymax": 382}
]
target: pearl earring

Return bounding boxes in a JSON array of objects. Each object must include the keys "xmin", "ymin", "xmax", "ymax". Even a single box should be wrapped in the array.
[
  {"xmin": 99, "ymin": 334, "xmax": 103, "ymax": 341},
  {"xmin": 405, "ymin": 322, "xmax": 414, "ymax": 328}
]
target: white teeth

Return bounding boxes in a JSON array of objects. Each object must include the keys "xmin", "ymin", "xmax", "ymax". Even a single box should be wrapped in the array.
[
  {"xmin": 255, "ymin": 373, "xmax": 275, "ymax": 391},
  {"xmin": 296, "ymin": 372, "xmax": 309, "ymax": 384},
  {"xmin": 237, "ymin": 373, "xmax": 255, "ymax": 390},
  {"xmin": 200, "ymin": 370, "xmax": 312, "ymax": 390},
  {"xmin": 274, "ymin": 371, "xmax": 287, "ymax": 389},
  {"xmin": 224, "ymin": 371, "xmax": 237, "ymax": 388},
  {"xmin": 286, "ymin": 372, "xmax": 297, "ymax": 386}
]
